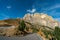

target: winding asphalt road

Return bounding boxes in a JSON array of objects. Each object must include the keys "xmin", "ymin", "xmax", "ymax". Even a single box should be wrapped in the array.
[{"xmin": 0, "ymin": 33, "xmax": 43, "ymax": 40}]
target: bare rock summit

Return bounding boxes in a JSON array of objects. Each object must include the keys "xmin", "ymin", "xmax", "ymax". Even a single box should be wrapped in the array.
[{"xmin": 23, "ymin": 13, "xmax": 59, "ymax": 29}]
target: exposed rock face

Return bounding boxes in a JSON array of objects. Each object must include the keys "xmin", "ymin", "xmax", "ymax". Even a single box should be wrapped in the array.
[{"xmin": 23, "ymin": 13, "xmax": 59, "ymax": 29}]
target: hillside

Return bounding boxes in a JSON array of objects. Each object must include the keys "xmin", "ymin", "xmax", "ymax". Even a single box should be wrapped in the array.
[{"xmin": 0, "ymin": 13, "xmax": 60, "ymax": 40}]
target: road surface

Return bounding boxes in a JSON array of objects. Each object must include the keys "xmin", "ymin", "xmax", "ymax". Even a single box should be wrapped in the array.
[{"xmin": 0, "ymin": 33, "xmax": 43, "ymax": 40}]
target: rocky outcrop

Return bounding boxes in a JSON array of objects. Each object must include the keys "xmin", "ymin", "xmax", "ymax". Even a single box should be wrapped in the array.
[{"xmin": 23, "ymin": 13, "xmax": 59, "ymax": 29}]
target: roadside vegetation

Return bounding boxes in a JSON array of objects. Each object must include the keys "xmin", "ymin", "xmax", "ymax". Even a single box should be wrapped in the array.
[
  {"xmin": 17, "ymin": 20, "xmax": 39, "ymax": 35},
  {"xmin": 42, "ymin": 26, "xmax": 60, "ymax": 40},
  {"xmin": 17, "ymin": 21, "xmax": 60, "ymax": 40},
  {"xmin": 18, "ymin": 20, "xmax": 26, "ymax": 32}
]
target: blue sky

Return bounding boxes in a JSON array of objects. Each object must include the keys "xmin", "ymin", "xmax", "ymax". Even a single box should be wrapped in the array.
[{"xmin": 0, "ymin": 0, "xmax": 60, "ymax": 21}]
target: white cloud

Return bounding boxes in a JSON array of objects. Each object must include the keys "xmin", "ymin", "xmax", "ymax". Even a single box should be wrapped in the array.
[
  {"xmin": 44, "ymin": 4, "xmax": 60, "ymax": 11},
  {"xmin": 27, "ymin": 8, "xmax": 36, "ymax": 13},
  {"xmin": 1, "ymin": 13, "xmax": 10, "ymax": 19},
  {"xmin": 54, "ymin": 18, "xmax": 60, "ymax": 22},
  {"xmin": 38, "ymin": 4, "xmax": 60, "ymax": 13},
  {"xmin": 0, "ymin": 13, "xmax": 10, "ymax": 20},
  {"xmin": 6, "ymin": 6, "xmax": 11, "ymax": 9},
  {"xmin": 17, "ymin": 17, "xmax": 20, "ymax": 18},
  {"xmin": 5, "ymin": 17, "xmax": 9, "ymax": 19},
  {"xmin": 49, "ymin": 4, "xmax": 60, "ymax": 10}
]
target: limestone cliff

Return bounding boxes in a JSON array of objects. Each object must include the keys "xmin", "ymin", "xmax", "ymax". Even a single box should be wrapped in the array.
[{"xmin": 23, "ymin": 13, "xmax": 59, "ymax": 29}]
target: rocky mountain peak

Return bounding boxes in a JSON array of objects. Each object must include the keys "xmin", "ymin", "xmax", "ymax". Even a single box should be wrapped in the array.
[{"xmin": 23, "ymin": 13, "xmax": 59, "ymax": 29}]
